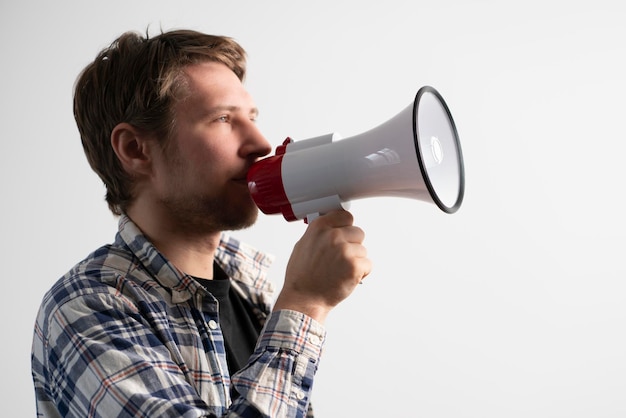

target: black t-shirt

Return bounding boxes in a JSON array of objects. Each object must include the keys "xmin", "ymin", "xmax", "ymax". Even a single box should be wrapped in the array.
[{"xmin": 194, "ymin": 263, "xmax": 262, "ymax": 377}]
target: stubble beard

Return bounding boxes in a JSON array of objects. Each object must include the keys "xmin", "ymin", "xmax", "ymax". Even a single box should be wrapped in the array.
[
  {"xmin": 159, "ymin": 140, "xmax": 259, "ymax": 233},
  {"xmin": 160, "ymin": 191, "xmax": 259, "ymax": 234}
]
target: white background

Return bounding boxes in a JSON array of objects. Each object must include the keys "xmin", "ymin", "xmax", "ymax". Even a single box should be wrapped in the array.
[{"xmin": 2, "ymin": 1, "xmax": 625, "ymax": 416}]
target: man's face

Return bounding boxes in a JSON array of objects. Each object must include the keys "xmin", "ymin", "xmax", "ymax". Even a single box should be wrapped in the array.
[{"xmin": 151, "ymin": 61, "xmax": 272, "ymax": 232}]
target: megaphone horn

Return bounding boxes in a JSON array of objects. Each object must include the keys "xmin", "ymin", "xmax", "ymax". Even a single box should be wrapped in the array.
[{"xmin": 247, "ymin": 85, "xmax": 465, "ymax": 222}]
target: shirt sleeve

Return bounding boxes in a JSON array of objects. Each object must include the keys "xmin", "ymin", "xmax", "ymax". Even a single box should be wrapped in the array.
[{"xmin": 230, "ymin": 310, "xmax": 326, "ymax": 418}]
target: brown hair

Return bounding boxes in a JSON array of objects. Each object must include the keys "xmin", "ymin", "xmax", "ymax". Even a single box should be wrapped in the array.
[{"xmin": 73, "ymin": 29, "xmax": 247, "ymax": 215}]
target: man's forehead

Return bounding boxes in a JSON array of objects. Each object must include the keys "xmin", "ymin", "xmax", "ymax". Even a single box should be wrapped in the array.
[
  {"xmin": 175, "ymin": 64, "xmax": 257, "ymax": 116},
  {"xmin": 181, "ymin": 63, "xmax": 254, "ymax": 102},
  {"xmin": 183, "ymin": 61, "xmax": 241, "ymax": 86}
]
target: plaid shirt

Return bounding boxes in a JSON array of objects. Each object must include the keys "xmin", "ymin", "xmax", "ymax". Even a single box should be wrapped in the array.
[{"xmin": 32, "ymin": 215, "xmax": 325, "ymax": 417}]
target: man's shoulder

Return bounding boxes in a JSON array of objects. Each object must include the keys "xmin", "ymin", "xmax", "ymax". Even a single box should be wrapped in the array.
[
  {"xmin": 70, "ymin": 242, "xmax": 140, "ymax": 283},
  {"xmin": 40, "ymin": 243, "xmax": 141, "ymax": 313}
]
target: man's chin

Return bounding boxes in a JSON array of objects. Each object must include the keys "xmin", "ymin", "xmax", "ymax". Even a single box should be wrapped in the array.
[{"xmin": 220, "ymin": 205, "xmax": 260, "ymax": 231}]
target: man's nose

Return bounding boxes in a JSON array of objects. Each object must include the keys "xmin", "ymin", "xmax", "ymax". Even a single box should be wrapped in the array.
[{"xmin": 241, "ymin": 121, "xmax": 272, "ymax": 159}]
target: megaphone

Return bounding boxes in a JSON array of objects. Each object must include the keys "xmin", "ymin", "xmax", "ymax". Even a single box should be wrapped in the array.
[{"xmin": 247, "ymin": 85, "xmax": 464, "ymax": 222}]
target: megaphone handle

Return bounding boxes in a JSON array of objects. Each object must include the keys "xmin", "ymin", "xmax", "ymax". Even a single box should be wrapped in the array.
[{"xmin": 304, "ymin": 212, "xmax": 320, "ymax": 224}]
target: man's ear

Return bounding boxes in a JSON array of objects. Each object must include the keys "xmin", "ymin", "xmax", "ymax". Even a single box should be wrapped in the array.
[{"xmin": 111, "ymin": 123, "xmax": 153, "ymax": 177}]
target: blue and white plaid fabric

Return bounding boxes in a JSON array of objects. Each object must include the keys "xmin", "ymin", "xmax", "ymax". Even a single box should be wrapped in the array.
[{"xmin": 32, "ymin": 215, "xmax": 324, "ymax": 417}]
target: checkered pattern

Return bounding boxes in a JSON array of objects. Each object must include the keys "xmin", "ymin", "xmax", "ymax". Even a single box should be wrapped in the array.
[{"xmin": 32, "ymin": 215, "xmax": 325, "ymax": 417}]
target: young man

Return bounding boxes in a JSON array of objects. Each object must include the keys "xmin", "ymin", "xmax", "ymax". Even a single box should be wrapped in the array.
[{"xmin": 32, "ymin": 29, "xmax": 371, "ymax": 418}]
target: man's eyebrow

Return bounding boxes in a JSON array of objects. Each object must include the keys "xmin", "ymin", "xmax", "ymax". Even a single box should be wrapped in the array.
[{"xmin": 205, "ymin": 105, "xmax": 259, "ymax": 118}]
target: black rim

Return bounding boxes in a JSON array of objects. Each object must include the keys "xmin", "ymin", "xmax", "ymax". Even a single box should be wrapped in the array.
[{"xmin": 412, "ymin": 86, "xmax": 465, "ymax": 214}]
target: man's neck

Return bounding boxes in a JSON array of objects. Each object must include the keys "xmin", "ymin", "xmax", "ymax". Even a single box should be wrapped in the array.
[{"xmin": 126, "ymin": 203, "xmax": 221, "ymax": 280}]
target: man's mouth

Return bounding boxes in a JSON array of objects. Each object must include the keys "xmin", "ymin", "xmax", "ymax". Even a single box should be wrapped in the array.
[{"xmin": 233, "ymin": 176, "xmax": 251, "ymax": 188}]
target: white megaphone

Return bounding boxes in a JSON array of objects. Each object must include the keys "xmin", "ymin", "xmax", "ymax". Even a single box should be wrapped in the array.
[{"xmin": 247, "ymin": 86, "xmax": 465, "ymax": 222}]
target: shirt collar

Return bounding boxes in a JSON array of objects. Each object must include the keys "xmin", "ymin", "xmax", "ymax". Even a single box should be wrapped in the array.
[{"xmin": 116, "ymin": 214, "xmax": 275, "ymax": 303}]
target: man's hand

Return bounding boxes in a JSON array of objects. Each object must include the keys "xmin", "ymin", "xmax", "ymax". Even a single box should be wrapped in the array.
[{"xmin": 273, "ymin": 210, "xmax": 372, "ymax": 323}]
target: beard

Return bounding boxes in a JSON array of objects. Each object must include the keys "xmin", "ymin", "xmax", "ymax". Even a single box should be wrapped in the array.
[
  {"xmin": 157, "ymin": 142, "xmax": 260, "ymax": 233},
  {"xmin": 159, "ymin": 186, "xmax": 259, "ymax": 234}
]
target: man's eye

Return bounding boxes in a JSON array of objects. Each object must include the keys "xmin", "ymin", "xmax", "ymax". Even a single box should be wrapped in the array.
[{"xmin": 216, "ymin": 115, "xmax": 229, "ymax": 123}]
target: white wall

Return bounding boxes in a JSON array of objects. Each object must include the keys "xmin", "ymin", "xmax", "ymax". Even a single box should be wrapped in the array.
[{"xmin": 2, "ymin": 1, "xmax": 625, "ymax": 416}]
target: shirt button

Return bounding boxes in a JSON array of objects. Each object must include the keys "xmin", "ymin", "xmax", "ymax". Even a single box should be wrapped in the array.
[
  {"xmin": 309, "ymin": 335, "xmax": 321, "ymax": 346},
  {"xmin": 295, "ymin": 390, "xmax": 306, "ymax": 400},
  {"xmin": 208, "ymin": 320, "xmax": 218, "ymax": 330}
]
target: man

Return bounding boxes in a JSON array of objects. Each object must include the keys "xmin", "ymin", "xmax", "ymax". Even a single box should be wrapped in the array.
[{"xmin": 32, "ymin": 29, "xmax": 371, "ymax": 417}]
